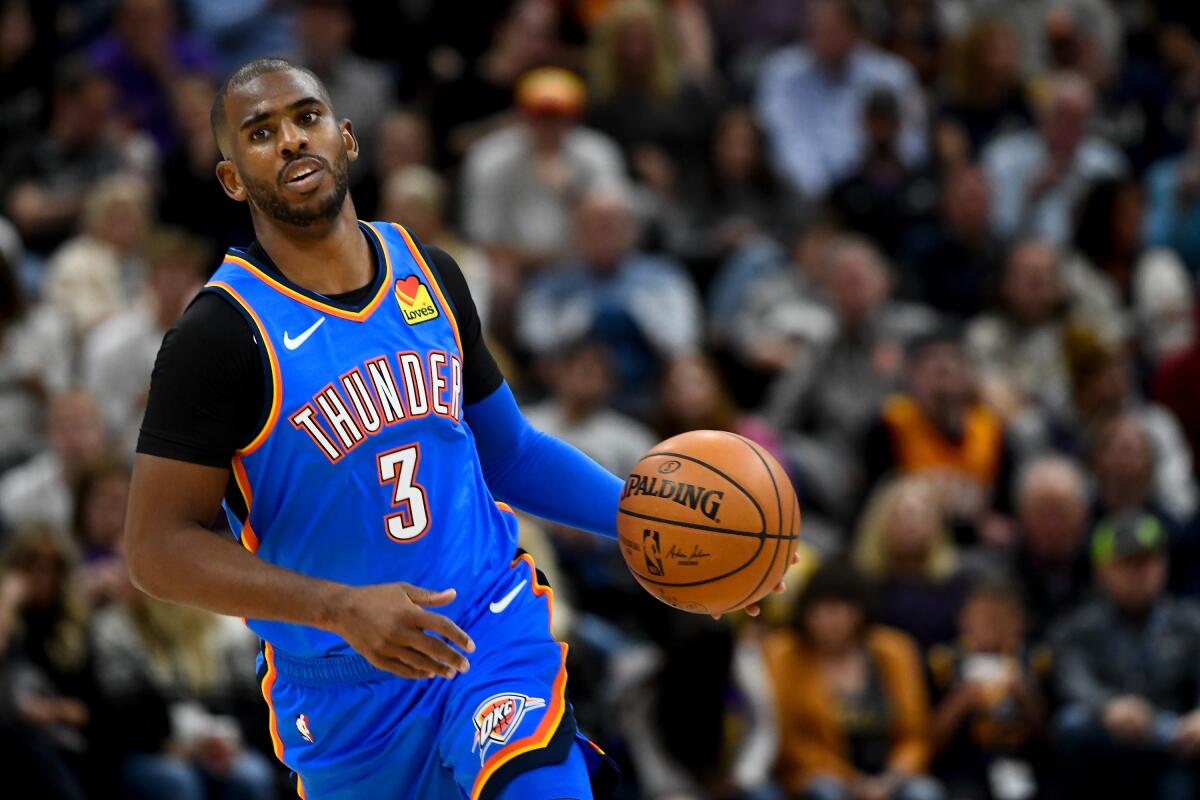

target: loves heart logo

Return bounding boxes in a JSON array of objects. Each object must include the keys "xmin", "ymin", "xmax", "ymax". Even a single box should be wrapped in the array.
[
  {"xmin": 395, "ymin": 276, "xmax": 421, "ymax": 306},
  {"xmin": 395, "ymin": 276, "xmax": 439, "ymax": 325}
]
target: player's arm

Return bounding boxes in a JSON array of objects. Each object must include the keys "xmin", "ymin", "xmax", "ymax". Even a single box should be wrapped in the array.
[
  {"xmin": 426, "ymin": 243, "xmax": 796, "ymax": 615},
  {"xmin": 466, "ymin": 381, "xmax": 622, "ymax": 539},
  {"xmin": 422, "ymin": 245, "xmax": 623, "ymax": 538},
  {"xmin": 125, "ymin": 294, "xmax": 473, "ymax": 679}
]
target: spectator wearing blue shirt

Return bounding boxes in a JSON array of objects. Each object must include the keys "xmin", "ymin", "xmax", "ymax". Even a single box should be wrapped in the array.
[
  {"xmin": 516, "ymin": 189, "xmax": 702, "ymax": 414},
  {"xmin": 183, "ymin": 0, "xmax": 297, "ymax": 78},
  {"xmin": 755, "ymin": 0, "xmax": 927, "ymax": 199},
  {"xmin": 1145, "ymin": 107, "xmax": 1200, "ymax": 273}
]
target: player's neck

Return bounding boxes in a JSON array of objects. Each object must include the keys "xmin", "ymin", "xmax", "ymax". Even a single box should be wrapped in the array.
[{"xmin": 254, "ymin": 204, "xmax": 374, "ymax": 295}]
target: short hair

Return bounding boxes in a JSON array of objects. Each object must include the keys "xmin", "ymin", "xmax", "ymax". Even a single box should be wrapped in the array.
[
  {"xmin": 905, "ymin": 322, "xmax": 963, "ymax": 363},
  {"xmin": 964, "ymin": 574, "xmax": 1027, "ymax": 615},
  {"xmin": 210, "ymin": 57, "xmax": 331, "ymax": 149},
  {"xmin": 812, "ymin": 0, "xmax": 863, "ymax": 28},
  {"xmin": 1015, "ymin": 454, "xmax": 1087, "ymax": 508}
]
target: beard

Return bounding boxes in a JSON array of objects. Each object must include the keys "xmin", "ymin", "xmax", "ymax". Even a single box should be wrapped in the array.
[{"xmin": 243, "ymin": 146, "xmax": 350, "ymax": 228}]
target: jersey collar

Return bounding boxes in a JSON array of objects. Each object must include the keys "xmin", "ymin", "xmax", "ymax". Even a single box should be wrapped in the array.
[{"xmin": 224, "ymin": 221, "xmax": 393, "ymax": 322}]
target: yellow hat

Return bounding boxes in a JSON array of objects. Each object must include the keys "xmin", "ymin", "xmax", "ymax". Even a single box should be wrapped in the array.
[{"xmin": 516, "ymin": 67, "xmax": 586, "ymax": 116}]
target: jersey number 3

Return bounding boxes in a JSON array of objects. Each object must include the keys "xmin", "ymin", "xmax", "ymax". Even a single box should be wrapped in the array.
[{"xmin": 377, "ymin": 444, "xmax": 430, "ymax": 542}]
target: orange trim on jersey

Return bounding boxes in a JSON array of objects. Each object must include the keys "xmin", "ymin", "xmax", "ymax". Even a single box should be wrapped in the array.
[
  {"xmin": 206, "ymin": 281, "xmax": 282, "ymax": 456},
  {"xmin": 240, "ymin": 522, "xmax": 261, "ymax": 553},
  {"xmin": 229, "ymin": 457, "xmax": 261, "ymax": 553},
  {"xmin": 260, "ymin": 643, "xmax": 285, "ymax": 761},
  {"xmin": 220, "ymin": 220, "xmax": 393, "ymax": 322},
  {"xmin": 495, "ymin": 501, "xmax": 515, "ymax": 516},
  {"xmin": 297, "ymin": 776, "xmax": 307, "ymax": 799},
  {"xmin": 392, "ymin": 223, "xmax": 464, "ymax": 360},
  {"xmin": 232, "ymin": 456, "xmax": 254, "ymax": 507},
  {"xmin": 470, "ymin": 555, "xmax": 568, "ymax": 800}
]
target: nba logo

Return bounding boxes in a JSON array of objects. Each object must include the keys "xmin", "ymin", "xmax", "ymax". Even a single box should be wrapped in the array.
[
  {"xmin": 643, "ymin": 529, "xmax": 664, "ymax": 576},
  {"xmin": 296, "ymin": 714, "xmax": 315, "ymax": 744}
]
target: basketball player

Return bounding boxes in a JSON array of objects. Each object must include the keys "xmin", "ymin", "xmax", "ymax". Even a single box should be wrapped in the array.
[{"xmin": 125, "ymin": 58, "xmax": 785, "ymax": 799}]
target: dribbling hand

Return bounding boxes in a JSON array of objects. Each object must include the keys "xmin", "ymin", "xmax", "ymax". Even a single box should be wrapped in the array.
[
  {"xmin": 329, "ymin": 583, "xmax": 475, "ymax": 679},
  {"xmin": 712, "ymin": 551, "xmax": 802, "ymax": 620}
]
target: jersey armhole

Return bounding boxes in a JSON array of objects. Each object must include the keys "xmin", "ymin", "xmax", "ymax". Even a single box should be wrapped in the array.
[
  {"xmin": 397, "ymin": 225, "xmax": 461, "ymax": 320},
  {"xmin": 202, "ymin": 283, "xmax": 282, "ymax": 456}
]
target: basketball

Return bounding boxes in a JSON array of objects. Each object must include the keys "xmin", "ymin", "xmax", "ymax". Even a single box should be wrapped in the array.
[{"xmin": 617, "ymin": 430, "xmax": 801, "ymax": 615}]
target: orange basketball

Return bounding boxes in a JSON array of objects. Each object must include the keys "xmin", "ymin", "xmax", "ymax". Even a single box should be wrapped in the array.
[{"xmin": 617, "ymin": 430, "xmax": 801, "ymax": 615}]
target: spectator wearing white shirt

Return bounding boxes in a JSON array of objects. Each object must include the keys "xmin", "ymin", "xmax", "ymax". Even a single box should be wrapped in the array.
[
  {"xmin": 0, "ymin": 392, "xmax": 108, "ymax": 536},
  {"xmin": 462, "ymin": 67, "xmax": 629, "ymax": 275},
  {"xmin": 0, "ymin": 219, "xmax": 70, "ymax": 471},
  {"xmin": 755, "ymin": 0, "xmax": 927, "ymax": 199},
  {"xmin": 84, "ymin": 228, "xmax": 205, "ymax": 454},
  {"xmin": 523, "ymin": 338, "xmax": 655, "ymax": 478},
  {"xmin": 982, "ymin": 71, "xmax": 1126, "ymax": 245}
]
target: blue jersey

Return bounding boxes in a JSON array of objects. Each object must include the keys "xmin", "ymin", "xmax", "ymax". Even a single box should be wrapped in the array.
[{"xmin": 206, "ymin": 221, "xmax": 518, "ymax": 658}]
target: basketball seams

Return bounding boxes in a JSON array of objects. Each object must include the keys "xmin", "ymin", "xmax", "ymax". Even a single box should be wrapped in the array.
[
  {"xmin": 726, "ymin": 433, "xmax": 785, "ymax": 611},
  {"xmin": 626, "ymin": 546, "xmax": 766, "ymax": 588},
  {"xmin": 616, "ymin": 508, "xmax": 792, "ymax": 539}
]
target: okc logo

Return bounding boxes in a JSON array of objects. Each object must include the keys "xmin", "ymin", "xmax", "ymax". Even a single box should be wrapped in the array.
[{"xmin": 470, "ymin": 692, "xmax": 546, "ymax": 766}]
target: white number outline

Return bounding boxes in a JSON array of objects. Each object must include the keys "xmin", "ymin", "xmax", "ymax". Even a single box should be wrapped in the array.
[{"xmin": 376, "ymin": 443, "xmax": 431, "ymax": 542}]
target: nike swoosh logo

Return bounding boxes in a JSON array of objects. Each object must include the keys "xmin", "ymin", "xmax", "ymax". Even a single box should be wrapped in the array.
[
  {"xmin": 489, "ymin": 579, "xmax": 526, "ymax": 614},
  {"xmin": 283, "ymin": 317, "xmax": 325, "ymax": 350}
]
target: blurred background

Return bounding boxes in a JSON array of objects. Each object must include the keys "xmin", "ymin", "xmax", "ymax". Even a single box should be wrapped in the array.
[{"xmin": 5, "ymin": 0, "xmax": 1200, "ymax": 798}]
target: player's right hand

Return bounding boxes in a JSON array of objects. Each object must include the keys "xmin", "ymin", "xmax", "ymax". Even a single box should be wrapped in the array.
[{"xmin": 328, "ymin": 583, "xmax": 475, "ymax": 680}]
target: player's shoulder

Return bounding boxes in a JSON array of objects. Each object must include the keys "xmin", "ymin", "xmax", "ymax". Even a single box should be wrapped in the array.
[
  {"xmin": 177, "ymin": 287, "xmax": 254, "ymax": 336},
  {"xmin": 156, "ymin": 288, "xmax": 257, "ymax": 371},
  {"xmin": 374, "ymin": 227, "xmax": 468, "ymax": 304}
]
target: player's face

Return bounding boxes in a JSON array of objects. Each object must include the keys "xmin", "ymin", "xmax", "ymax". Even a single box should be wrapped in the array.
[{"xmin": 217, "ymin": 69, "xmax": 357, "ymax": 228}]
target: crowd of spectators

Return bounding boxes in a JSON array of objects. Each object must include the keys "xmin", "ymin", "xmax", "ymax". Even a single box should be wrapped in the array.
[{"xmin": 6, "ymin": 0, "xmax": 1200, "ymax": 798}]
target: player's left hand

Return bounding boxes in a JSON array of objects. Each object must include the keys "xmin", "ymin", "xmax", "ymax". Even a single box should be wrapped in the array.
[{"xmin": 712, "ymin": 551, "xmax": 801, "ymax": 620}]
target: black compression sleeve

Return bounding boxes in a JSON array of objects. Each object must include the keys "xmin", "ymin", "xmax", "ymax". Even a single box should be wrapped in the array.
[
  {"xmin": 424, "ymin": 246, "xmax": 503, "ymax": 404},
  {"xmin": 135, "ymin": 292, "xmax": 263, "ymax": 467}
]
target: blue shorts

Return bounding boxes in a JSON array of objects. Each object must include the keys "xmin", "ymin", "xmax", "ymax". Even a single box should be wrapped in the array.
[{"xmin": 256, "ymin": 555, "xmax": 616, "ymax": 799}]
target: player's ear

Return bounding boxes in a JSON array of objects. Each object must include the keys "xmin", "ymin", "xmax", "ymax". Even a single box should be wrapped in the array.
[
  {"xmin": 215, "ymin": 159, "xmax": 248, "ymax": 203},
  {"xmin": 341, "ymin": 119, "xmax": 359, "ymax": 163}
]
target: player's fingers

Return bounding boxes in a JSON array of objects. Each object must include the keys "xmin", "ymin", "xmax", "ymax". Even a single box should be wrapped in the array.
[
  {"xmin": 791, "ymin": 552, "xmax": 801, "ymax": 565},
  {"xmin": 405, "ymin": 586, "xmax": 456, "ymax": 608},
  {"xmin": 772, "ymin": 579, "xmax": 786, "ymax": 594},
  {"xmin": 744, "ymin": 604, "xmax": 762, "ymax": 617},
  {"xmin": 413, "ymin": 608, "xmax": 476, "ymax": 653},
  {"xmin": 367, "ymin": 652, "xmax": 431, "ymax": 680},
  {"xmin": 387, "ymin": 644, "xmax": 457, "ymax": 680},
  {"xmin": 402, "ymin": 631, "xmax": 471, "ymax": 674}
]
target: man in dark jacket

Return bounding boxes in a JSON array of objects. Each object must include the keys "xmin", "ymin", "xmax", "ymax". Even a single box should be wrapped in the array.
[{"xmin": 1051, "ymin": 511, "xmax": 1200, "ymax": 800}]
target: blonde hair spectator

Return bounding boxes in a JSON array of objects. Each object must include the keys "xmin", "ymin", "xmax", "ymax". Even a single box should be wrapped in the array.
[
  {"xmin": 854, "ymin": 476, "xmax": 958, "ymax": 581},
  {"xmin": 588, "ymin": 0, "xmax": 680, "ymax": 102},
  {"xmin": 0, "ymin": 524, "xmax": 89, "ymax": 673},
  {"xmin": 45, "ymin": 237, "xmax": 123, "ymax": 335}
]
